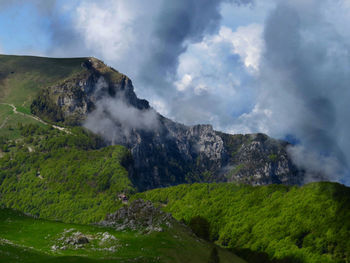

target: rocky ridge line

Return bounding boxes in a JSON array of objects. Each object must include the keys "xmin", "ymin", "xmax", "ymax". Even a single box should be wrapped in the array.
[{"xmin": 30, "ymin": 57, "xmax": 304, "ymax": 189}]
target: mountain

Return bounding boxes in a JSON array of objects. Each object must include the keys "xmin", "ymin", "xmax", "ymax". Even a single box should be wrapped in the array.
[
  {"xmin": 0, "ymin": 55, "xmax": 304, "ymax": 190},
  {"xmin": 1, "ymin": 54, "xmax": 349, "ymax": 263}
]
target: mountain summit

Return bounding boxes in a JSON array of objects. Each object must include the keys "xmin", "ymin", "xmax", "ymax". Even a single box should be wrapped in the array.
[{"xmin": 8, "ymin": 55, "xmax": 304, "ymax": 190}]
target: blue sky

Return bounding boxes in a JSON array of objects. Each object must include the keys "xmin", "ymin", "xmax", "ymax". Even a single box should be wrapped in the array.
[
  {"xmin": 0, "ymin": 3, "xmax": 50, "ymax": 54},
  {"xmin": 1, "ymin": 0, "xmax": 350, "ymax": 183}
]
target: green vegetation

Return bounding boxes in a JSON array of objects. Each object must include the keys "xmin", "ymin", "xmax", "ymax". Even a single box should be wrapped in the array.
[
  {"xmin": 0, "ymin": 103, "xmax": 45, "ymax": 139},
  {"xmin": 268, "ymin": 154, "xmax": 278, "ymax": 162},
  {"xmin": 135, "ymin": 182, "xmax": 350, "ymax": 263},
  {"xmin": 0, "ymin": 208, "xmax": 245, "ymax": 263},
  {"xmin": 30, "ymin": 88, "xmax": 67, "ymax": 123},
  {"xmin": 2, "ymin": 54, "xmax": 349, "ymax": 263},
  {"xmin": 0, "ymin": 124, "xmax": 134, "ymax": 224}
]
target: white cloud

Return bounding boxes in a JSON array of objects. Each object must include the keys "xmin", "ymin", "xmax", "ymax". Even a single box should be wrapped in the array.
[
  {"xmin": 175, "ymin": 74, "xmax": 193, "ymax": 91},
  {"xmin": 73, "ymin": 0, "xmax": 160, "ymax": 79},
  {"xmin": 75, "ymin": 1, "xmax": 135, "ymax": 61},
  {"xmin": 194, "ymin": 84, "xmax": 208, "ymax": 95},
  {"xmin": 227, "ymin": 103, "xmax": 272, "ymax": 135},
  {"xmin": 150, "ymin": 98, "xmax": 169, "ymax": 116},
  {"xmin": 168, "ymin": 23, "xmax": 261, "ymax": 129},
  {"xmin": 214, "ymin": 24, "xmax": 264, "ymax": 72}
]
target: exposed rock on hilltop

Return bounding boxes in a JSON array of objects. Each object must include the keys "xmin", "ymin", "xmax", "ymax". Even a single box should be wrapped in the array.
[
  {"xmin": 30, "ymin": 57, "xmax": 304, "ymax": 189},
  {"xmin": 31, "ymin": 58, "xmax": 149, "ymax": 125},
  {"xmin": 100, "ymin": 199, "xmax": 173, "ymax": 232},
  {"xmin": 219, "ymin": 132, "xmax": 301, "ymax": 185}
]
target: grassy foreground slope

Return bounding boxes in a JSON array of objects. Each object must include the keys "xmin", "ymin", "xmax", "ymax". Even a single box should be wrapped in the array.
[
  {"xmin": 0, "ymin": 208, "xmax": 246, "ymax": 263},
  {"xmin": 135, "ymin": 182, "xmax": 350, "ymax": 263}
]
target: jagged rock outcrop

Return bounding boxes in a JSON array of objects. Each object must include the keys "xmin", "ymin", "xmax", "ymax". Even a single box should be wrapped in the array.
[
  {"xmin": 31, "ymin": 57, "xmax": 304, "ymax": 189},
  {"xmin": 219, "ymin": 132, "xmax": 301, "ymax": 185},
  {"xmin": 31, "ymin": 58, "xmax": 149, "ymax": 125},
  {"xmin": 100, "ymin": 199, "xmax": 173, "ymax": 232}
]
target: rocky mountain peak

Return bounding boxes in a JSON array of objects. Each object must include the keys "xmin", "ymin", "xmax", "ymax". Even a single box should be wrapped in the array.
[{"xmin": 30, "ymin": 58, "xmax": 304, "ymax": 190}]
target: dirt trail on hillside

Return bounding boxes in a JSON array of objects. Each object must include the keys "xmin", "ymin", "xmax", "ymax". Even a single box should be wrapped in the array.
[{"xmin": 0, "ymin": 103, "xmax": 70, "ymax": 133}]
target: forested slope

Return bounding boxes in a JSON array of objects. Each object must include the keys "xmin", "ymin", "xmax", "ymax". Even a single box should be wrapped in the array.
[
  {"xmin": 136, "ymin": 182, "xmax": 350, "ymax": 263},
  {"xmin": 0, "ymin": 124, "xmax": 134, "ymax": 223}
]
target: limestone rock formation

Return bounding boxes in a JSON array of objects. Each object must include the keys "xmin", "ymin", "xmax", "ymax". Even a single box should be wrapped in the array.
[{"xmin": 31, "ymin": 57, "xmax": 304, "ymax": 189}]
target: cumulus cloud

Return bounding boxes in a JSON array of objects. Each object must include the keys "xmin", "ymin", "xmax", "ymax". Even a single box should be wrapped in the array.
[
  {"xmin": 67, "ymin": 0, "xmax": 159, "ymax": 75},
  {"xmin": 167, "ymin": 22, "xmax": 262, "ymax": 128},
  {"xmin": 175, "ymin": 74, "xmax": 193, "ymax": 92},
  {"xmin": 232, "ymin": 0, "xmax": 350, "ymax": 182},
  {"xmin": 214, "ymin": 24, "xmax": 264, "ymax": 72}
]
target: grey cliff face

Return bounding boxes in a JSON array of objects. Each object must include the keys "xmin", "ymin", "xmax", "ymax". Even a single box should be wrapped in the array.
[
  {"xmin": 31, "ymin": 58, "xmax": 304, "ymax": 190},
  {"xmin": 219, "ymin": 133, "xmax": 302, "ymax": 185}
]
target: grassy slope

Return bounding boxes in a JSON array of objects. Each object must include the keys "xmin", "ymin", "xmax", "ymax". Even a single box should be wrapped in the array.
[
  {"xmin": 0, "ymin": 208, "xmax": 246, "ymax": 263},
  {"xmin": 135, "ymin": 182, "xmax": 350, "ymax": 263},
  {"xmin": 0, "ymin": 55, "xmax": 87, "ymax": 139},
  {"xmin": 0, "ymin": 104, "xmax": 45, "ymax": 139},
  {"xmin": 0, "ymin": 55, "xmax": 85, "ymax": 109}
]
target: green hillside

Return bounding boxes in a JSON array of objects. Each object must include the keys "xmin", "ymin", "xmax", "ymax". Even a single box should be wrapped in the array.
[
  {"xmin": 135, "ymin": 182, "xmax": 350, "ymax": 263},
  {"xmin": 1, "ymin": 54, "xmax": 349, "ymax": 263},
  {"xmin": 0, "ymin": 55, "xmax": 88, "ymax": 140},
  {"xmin": 0, "ymin": 208, "xmax": 246, "ymax": 263},
  {"xmin": 0, "ymin": 123, "xmax": 134, "ymax": 224},
  {"xmin": 0, "ymin": 55, "xmax": 138, "ymax": 224},
  {"xmin": 0, "ymin": 55, "xmax": 86, "ymax": 110}
]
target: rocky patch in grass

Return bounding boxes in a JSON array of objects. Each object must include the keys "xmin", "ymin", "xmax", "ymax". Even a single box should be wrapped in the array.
[
  {"xmin": 51, "ymin": 228, "xmax": 120, "ymax": 252},
  {"xmin": 99, "ymin": 199, "xmax": 173, "ymax": 233}
]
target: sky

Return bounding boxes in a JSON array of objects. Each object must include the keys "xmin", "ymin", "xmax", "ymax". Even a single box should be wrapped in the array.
[{"xmin": 1, "ymin": 0, "xmax": 350, "ymax": 184}]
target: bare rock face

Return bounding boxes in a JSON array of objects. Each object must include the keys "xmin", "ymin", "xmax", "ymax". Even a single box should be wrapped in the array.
[
  {"xmin": 188, "ymin": 124, "xmax": 225, "ymax": 167},
  {"xmin": 30, "ymin": 57, "xmax": 304, "ymax": 190},
  {"xmin": 219, "ymin": 133, "xmax": 302, "ymax": 185}
]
